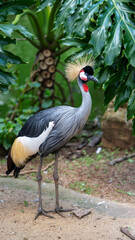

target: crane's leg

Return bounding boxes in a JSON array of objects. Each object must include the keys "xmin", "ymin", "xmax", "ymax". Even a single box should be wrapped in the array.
[
  {"xmin": 53, "ymin": 151, "xmax": 60, "ymax": 211},
  {"xmin": 53, "ymin": 151, "xmax": 74, "ymax": 215},
  {"xmin": 35, "ymin": 156, "xmax": 53, "ymax": 220}
]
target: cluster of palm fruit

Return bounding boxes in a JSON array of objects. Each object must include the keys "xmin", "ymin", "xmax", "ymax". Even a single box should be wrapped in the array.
[{"xmin": 31, "ymin": 49, "xmax": 56, "ymax": 103}]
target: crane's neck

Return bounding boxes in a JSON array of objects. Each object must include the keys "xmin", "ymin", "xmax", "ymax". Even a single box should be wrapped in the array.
[{"xmin": 77, "ymin": 77, "xmax": 92, "ymax": 121}]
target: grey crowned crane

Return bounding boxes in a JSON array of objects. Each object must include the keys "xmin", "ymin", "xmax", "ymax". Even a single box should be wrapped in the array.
[{"xmin": 6, "ymin": 59, "xmax": 98, "ymax": 219}]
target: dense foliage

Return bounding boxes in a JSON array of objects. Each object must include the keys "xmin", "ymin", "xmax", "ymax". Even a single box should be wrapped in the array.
[
  {"xmin": 0, "ymin": 0, "xmax": 135, "ymax": 149},
  {"xmin": 57, "ymin": 0, "xmax": 135, "ymax": 126}
]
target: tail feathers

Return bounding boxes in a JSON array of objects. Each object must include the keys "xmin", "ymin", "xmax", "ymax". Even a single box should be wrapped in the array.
[
  {"xmin": 13, "ymin": 166, "xmax": 22, "ymax": 178},
  {"xmin": 6, "ymin": 150, "xmax": 23, "ymax": 178},
  {"xmin": 6, "ymin": 150, "xmax": 15, "ymax": 175}
]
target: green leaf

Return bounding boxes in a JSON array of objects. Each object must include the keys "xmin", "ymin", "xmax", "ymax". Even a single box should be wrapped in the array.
[
  {"xmin": 24, "ymin": 200, "xmax": 28, "ymax": 206},
  {"xmin": 56, "ymin": 0, "xmax": 78, "ymax": 28},
  {"xmin": 104, "ymin": 72, "xmax": 121, "ymax": 105},
  {"xmin": 0, "ymin": 0, "xmax": 34, "ymax": 22},
  {"xmin": 104, "ymin": 16, "xmax": 122, "ymax": 65},
  {"xmin": 96, "ymin": 67, "xmax": 110, "ymax": 86},
  {"xmin": 30, "ymin": 82, "xmax": 41, "ymax": 88},
  {"xmin": 90, "ymin": 3, "xmax": 113, "ymax": 57},
  {"xmin": 41, "ymin": 100, "xmax": 52, "ymax": 109},
  {"xmin": 0, "ymin": 118, "xmax": 4, "ymax": 123},
  {"xmin": 60, "ymin": 37, "xmax": 88, "ymax": 48},
  {"xmin": 123, "ymin": 22, "xmax": 135, "ymax": 67},
  {"xmin": 114, "ymin": 68, "xmax": 135, "ymax": 111},
  {"xmin": 0, "ymin": 51, "xmax": 24, "ymax": 67},
  {"xmin": 56, "ymin": 0, "xmax": 135, "ymax": 70},
  {"xmin": 72, "ymin": 0, "xmax": 104, "ymax": 37},
  {"xmin": 115, "ymin": 0, "xmax": 133, "ymax": 2},
  {"xmin": 132, "ymin": 118, "xmax": 135, "ymax": 135},
  {"xmin": 114, "ymin": 86, "xmax": 129, "ymax": 111},
  {"xmin": 114, "ymin": 85, "xmax": 130, "ymax": 111},
  {"xmin": 37, "ymin": 0, "xmax": 56, "ymax": 12},
  {"xmin": 0, "ymin": 69, "xmax": 16, "ymax": 92},
  {"xmin": 116, "ymin": 189, "xmax": 135, "ymax": 196},
  {"xmin": 0, "ymin": 24, "xmax": 33, "ymax": 39},
  {"xmin": 0, "ymin": 35, "xmax": 16, "ymax": 53},
  {"xmin": 104, "ymin": 84, "xmax": 116, "ymax": 106},
  {"xmin": 90, "ymin": 0, "xmax": 135, "ymax": 66},
  {"xmin": 113, "ymin": 1, "xmax": 135, "ymax": 66},
  {"xmin": 44, "ymin": 89, "xmax": 52, "ymax": 98},
  {"xmin": 127, "ymin": 91, "xmax": 135, "ymax": 120},
  {"xmin": 126, "ymin": 192, "xmax": 135, "ymax": 196},
  {"xmin": 118, "ymin": 3, "xmax": 135, "ymax": 66},
  {"xmin": 128, "ymin": 158, "xmax": 134, "ymax": 163},
  {"xmin": 66, "ymin": 47, "xmax": 93, "ymax": 62},
  {"xmin": 56, "ymin": 0, "xmax": 104, "ymax": 37}
]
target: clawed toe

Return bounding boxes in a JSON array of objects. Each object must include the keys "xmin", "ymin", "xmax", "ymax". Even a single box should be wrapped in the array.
[
  {"xmin": 47, "ymin": 207, "xmax": 74, "ymax": 217},
  {"xmin": 34, "ymin": 209, "xmax": 54, "ymax": 220},
  {"xmin": 57, "ymin": 207, "xmax": 74, "ymax": 212}
]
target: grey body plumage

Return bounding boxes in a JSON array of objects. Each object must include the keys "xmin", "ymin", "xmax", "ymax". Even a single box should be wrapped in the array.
[{"xmin": 39, "ymin": 78, "xmax": 92, "ymax": 156}]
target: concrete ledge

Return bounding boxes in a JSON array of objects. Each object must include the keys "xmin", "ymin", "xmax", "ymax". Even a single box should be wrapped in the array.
[{"xmin": 0, "ymin": 177, "xmax": 135, "ymax": 218}]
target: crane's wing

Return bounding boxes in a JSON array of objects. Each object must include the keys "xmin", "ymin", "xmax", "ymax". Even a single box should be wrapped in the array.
[
  {"xmin": 39, "ymin": 107, "xmax": 80, "ymax": 157},
  {"xmin": 18, "ymin": 105, "xmax": 75, "ymax": 137},
  {"xmin": 18, "ymin": 108, "xmax": 54, "ymax": 137},
  {"xmin": 18, "ymin": 105, "xmax": 76, "ymax": 157}
]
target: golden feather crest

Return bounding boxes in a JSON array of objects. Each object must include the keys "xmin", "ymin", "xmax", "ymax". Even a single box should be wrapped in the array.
[{"xmin": 65, "ymin": 57, "xmax": 94, "ymax": 82}]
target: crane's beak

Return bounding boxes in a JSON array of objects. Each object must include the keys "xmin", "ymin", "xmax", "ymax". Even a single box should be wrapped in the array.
[{"xmin": 87, "ymin": 75, "xmax": 98, "ymax": 82}]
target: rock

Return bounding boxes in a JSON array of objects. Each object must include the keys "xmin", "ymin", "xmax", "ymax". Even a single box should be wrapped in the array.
[
  {"xmin": 88, "ymin": 133, "xmax": 102, "ymax": 147},
  {"xmin": 101, "ymin": 101, "xmax": 135, "ymax": 149},
  {"xmin": 73, "ymin": 208, "xmax": 92, "ymax": 219}
]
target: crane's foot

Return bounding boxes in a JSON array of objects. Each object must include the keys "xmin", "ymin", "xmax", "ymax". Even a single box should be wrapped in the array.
[
  {"xmin": 34, "ymin": 209, "xmax": 54, "ymax": 220},
  {"xmin": 47, "ymin": 206, "xmax": 74, "ymax": 217},
  {"xmin": 55, "ymin": 207, "xmax": 74, "ymax": 217}
]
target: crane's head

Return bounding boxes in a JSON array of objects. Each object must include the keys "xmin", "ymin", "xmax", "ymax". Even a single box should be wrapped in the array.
[
  {"xmin": 65, "ymin": 58, "xmax": 98, "ymax": 92},
  {"xmin": 79, "ymin": 65, "xmax": 98, "ymax": 92}
]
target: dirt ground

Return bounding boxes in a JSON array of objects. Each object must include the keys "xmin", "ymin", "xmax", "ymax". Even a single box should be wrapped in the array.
[{"xmin": 0, "ymin": 133, "xmax": 135, "ymax": 239}]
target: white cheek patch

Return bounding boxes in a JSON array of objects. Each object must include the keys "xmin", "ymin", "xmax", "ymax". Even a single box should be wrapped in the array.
[
  {"xmin": 18, "ymin": 121, "xmax": 55, "ymax": 155},
  {"xmin": 80, "ymin": 70, "xmax": 87, "ymax": 81}
]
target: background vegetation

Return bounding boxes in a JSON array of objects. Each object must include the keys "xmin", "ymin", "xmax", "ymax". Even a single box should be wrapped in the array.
[{"xmin": 0, "ymin": 0, "xmax": 135, "ymax": 149}]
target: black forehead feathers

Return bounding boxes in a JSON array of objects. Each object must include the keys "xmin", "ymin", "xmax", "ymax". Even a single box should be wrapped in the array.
[{"xmin": 83, "ymin": 66, "xmax": 94, "ymax": 75}]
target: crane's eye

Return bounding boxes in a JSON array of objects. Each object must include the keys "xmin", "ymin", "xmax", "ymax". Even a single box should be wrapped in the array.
[{"xmin": 79, "ymin": 70, "xmax": 87, "ymax": 81}]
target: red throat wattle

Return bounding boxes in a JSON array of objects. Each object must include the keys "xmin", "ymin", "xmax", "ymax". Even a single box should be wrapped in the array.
[{"xmin": 83, "ymin": 83, "xmax": 89, "ymax": 92}]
